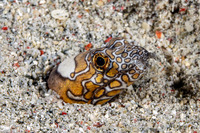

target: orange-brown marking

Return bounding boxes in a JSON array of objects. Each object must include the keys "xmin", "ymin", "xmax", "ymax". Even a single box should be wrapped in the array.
[
  {"xmin": 106, "ymin": 62, "xmax": 119, "ymax": 77},
  {"xmin": 139, "ymin": 51, "xmax": 143, "ymax": 55},
  {"xmin": 126, "ymin": 44, "xmax": 133, "ymax": 48},
  {"xmin": 70, "ymin": 72, "xmax": 75, "ymax": 78},
  {"xmin": 127, "ymin": 48, "xmax": 133, "ymax": 52},
  {"xmin": 116, "ymin": 57, "xmax": 122, "ymax": 63},
  {"xmin": 95, "ymin": 74, "xmax": 103, "ymax": 83},
  {"xmin": 84, "ymin": 81, "xmax": 100, "ymax": 100},
  {"xmin": 122, "ymin": 74, "xmax": 134, "ymax": 86},
  {"xmin": 95, "ymin": 47, "xmax": 105, "ymax": 51},
  {"xmin": 75, "ymin": 51, "xmax": 89, "ymax": 73},
  {"xmin": 62, "ymin": 92, "xmax": 86, "ymax": 104},
  {"xmin": 104, "ymin": 79, "xmax": 108, "ymax": 83},
  {"xmin": 133, "ymin": 56, "xmax": 138, "ymax": 60},
  {"xmin": 115, "ymin": 46, "xmax": 125, "ymax": 55},
  {"xmin": 135, "ymin": 66, "xmax": 139, "ymax": 70},
  {"xmin": 109, "ymin": 80, "xmax": 121, "ymax": 88},
  {"xmin": 132, "ymin": 73, "xmax": 140, "ymax": 79},
  {"xmin": 122, "ymin": 52, "xmax": 128, "ymax": 58},
  {"xmin": 105, "ymin": 49, "xmax": 115, "ymax": 59},
  {"xmin": 95, "ymin": 89, "xmax": 105, "ymax": 98},
  {"xmin": 95, "ymin": 99, "xmax": 110, "ymax": 105},
  {"xmin": 130, "ymin": 50, "xmax": 137, "ymax": 56},
  {"xmin": 108, "ymin": 37, "xmax": 123, "ymax": 47},
  {"xmin": 87, "ymin": 99, "xmax": 92, "ymax": 104},
  {"xmin": 114, "ymin": 42, "xmax": 122, "ymax": 47},
  {"xmin": 124, "ymin": 58, "xmax": 131, "ymax": 63},
  {"xmin": 129, "ymin": 69, "xmax": 135, "ymax": 74},
  {"xmin": 121, "ymin": 64, "xmax": 127, "ymax": 69},
  {"xmin": 107, "ymin": 90, "xmax": 122, "ymax": 96},
  {"xmin": 129, "ymin": 64, "xmax": 133, "ymax": 68}
]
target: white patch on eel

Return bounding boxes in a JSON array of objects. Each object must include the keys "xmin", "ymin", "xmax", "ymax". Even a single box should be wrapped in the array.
[{"xmin": 57, "ymin": 56, "xmax": 76, "ymax": 78}]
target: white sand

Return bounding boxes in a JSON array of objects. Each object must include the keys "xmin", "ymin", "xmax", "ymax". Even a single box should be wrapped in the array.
[{"xmin": 0, "ymin": 0, "xmax": 199, "ymax": 132}]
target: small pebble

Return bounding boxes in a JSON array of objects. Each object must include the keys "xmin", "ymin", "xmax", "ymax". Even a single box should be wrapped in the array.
[
  {"xmin": 142, "ymin": 22, "xmax": 151, "ymax": 32},
  {"xmin": 98, "ymin": 0, "xmax": 104, "ymax": 6},
  {"xmin": 51, "ymin": 9, "xmax": 69, "ymax": 20},
  {"xmin": 185, "ymin": 21, "xmax": 194, "ymax": 32}
]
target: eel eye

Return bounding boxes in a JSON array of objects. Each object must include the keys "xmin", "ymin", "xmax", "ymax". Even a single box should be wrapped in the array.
[
  {"xmin": 96, "ymin": 56, "xmax": 105, "ymax": 66},
  {"xmin": 93, "ymin": 53, "xmax": 109, "ymax": 71}
]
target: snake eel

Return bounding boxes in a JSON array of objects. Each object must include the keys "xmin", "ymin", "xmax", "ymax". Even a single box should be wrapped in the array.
[{"xmin": 48, "ymin": 37, "xmax": 151, "ymax": 105}]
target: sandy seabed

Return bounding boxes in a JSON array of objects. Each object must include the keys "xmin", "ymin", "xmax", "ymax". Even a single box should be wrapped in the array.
[{"xmin": 0, "ymin": 0, "xmax": 200, "ymax": 132}]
